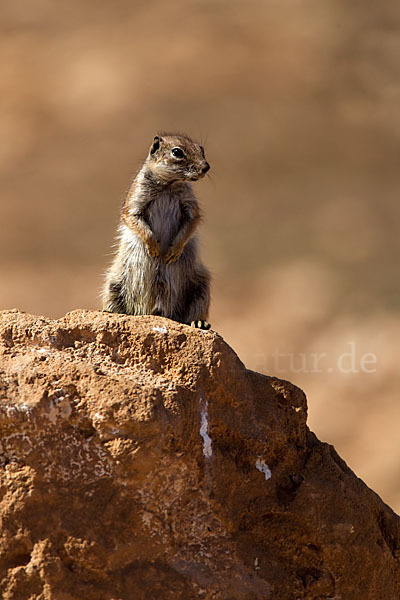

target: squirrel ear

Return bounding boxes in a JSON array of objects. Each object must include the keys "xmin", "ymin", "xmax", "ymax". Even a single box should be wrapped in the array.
[{"xmin": 150, "ymin": 136, "xmax": 163, "ymax": 155}]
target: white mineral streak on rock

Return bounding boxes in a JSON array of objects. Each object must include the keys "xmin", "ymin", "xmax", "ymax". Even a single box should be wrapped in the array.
[
  {"xmin": 256, "ymin": 458, "xmax": 272, "ymax": 480},
  {"xmin": 153, "ymin": 326, "xmax": 167, "ymax": 334},
  {"xmin": 200, "ymin": 397, "xmax": 212, "ymax": 458},
  {"xmin": 47, "ymin": 395, "xmax": 72, "ymax": 424}
]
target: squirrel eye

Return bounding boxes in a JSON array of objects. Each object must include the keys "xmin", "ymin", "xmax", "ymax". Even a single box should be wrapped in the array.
[{"xmin": 171, "ymin": 147, "xmax": 185, "ymax": 159}]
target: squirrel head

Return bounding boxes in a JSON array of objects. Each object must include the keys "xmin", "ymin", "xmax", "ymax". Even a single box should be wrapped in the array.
[{"xmin": 147, "ymin": 134, "xmax": 210, "ymax": 183}]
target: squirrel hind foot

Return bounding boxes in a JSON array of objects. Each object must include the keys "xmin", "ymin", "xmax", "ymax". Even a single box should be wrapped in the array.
[{"xmin": 190, "ymin": 320, "xmax": 211, "ymax": 330}]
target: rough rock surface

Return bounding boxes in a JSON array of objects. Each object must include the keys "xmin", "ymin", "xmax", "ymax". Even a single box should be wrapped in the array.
[{"xmin": 0, "ymin": 309, "xmax": 399, "ymax": 600}]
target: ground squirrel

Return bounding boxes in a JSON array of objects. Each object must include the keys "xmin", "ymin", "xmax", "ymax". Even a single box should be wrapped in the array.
[{"xmin": 102, "ymin": 133, "xmax": 211, "ymax": 329}]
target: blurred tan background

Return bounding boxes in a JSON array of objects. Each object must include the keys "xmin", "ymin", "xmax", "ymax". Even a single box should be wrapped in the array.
[{"xmin": 1, "ymin": 0, "xmax": 399, "ymax": 510}]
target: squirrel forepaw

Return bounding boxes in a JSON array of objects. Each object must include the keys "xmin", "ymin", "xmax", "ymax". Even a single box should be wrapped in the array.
[
  {"xmin": 146, "ymin": 240, "xmax": 161, "ymax": 258},
  {"xmin": 164, "ymin": 246, "xmax": 183, "ymax": 264}
]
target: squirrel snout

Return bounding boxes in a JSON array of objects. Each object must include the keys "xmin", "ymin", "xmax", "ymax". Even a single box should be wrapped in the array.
[{"xmin": 201, "ymin": 162, "xmax": 210, "ymax": 174}]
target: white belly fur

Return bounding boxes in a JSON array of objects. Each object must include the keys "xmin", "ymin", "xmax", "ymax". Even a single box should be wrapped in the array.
[{"xmin": 118, "ymin": 219, "xmax": 192, "ymax": 316}]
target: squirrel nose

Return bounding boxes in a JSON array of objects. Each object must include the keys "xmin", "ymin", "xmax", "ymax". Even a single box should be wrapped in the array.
[{"xmin": 202, "ymin": 162, "xmax": 210, "ymax": 174}]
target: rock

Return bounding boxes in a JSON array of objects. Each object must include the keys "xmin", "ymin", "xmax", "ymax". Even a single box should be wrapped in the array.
[{"xmin": 0, "ymin": 309, "xmax": 398, "ymax": 600}]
